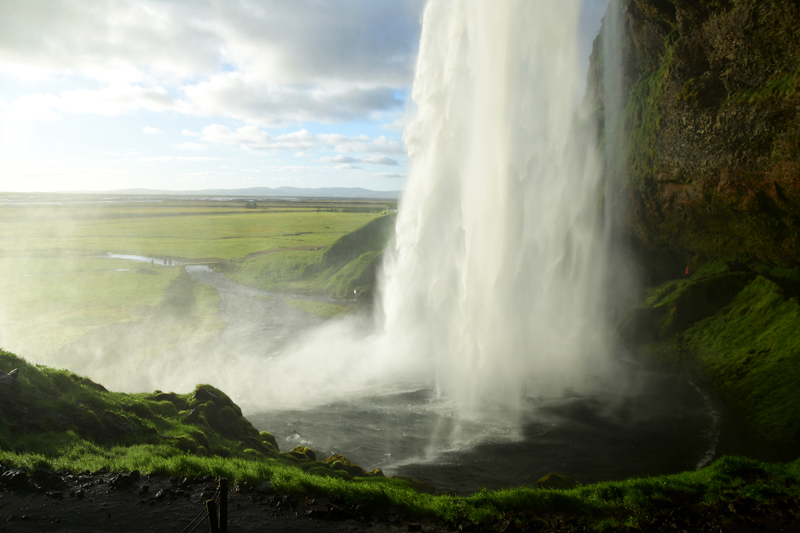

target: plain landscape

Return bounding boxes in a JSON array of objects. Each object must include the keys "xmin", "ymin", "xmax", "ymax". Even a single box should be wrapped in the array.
[{"xmin": 2, "ymin": 0, "xmax": 800, "ymax": 531}]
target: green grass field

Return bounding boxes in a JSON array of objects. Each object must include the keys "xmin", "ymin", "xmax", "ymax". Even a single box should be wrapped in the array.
[{"xmin": 0, "ymin": 194, "xmax": 389, "ymax": 360}]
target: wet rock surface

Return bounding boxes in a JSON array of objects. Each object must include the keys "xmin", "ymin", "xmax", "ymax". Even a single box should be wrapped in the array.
[{"xmin": 590, "ymin": 0, "xmax": 800, "ymax": 268}]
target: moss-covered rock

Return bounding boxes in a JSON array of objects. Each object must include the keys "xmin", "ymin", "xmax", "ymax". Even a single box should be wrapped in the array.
[
  {"xmin": 0, "ymin": 349, "xmax": 276, "ymax": 463},
  {"xmin": 621, "ymin": 260, "xmax": 800, "ymax": 458},
  {"xmin": 289, "ymin": 446, "xmax": 317, "ymax": 461}
]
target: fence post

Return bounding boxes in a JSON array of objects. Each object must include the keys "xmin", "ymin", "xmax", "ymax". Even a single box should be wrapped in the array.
[
  {"xmin": 206, "ymin": 499, "xmax": 219, "ymax": 533},
  {"xmin": 219, "ymin": 478, "xmax": 228, "ymax": 533}
]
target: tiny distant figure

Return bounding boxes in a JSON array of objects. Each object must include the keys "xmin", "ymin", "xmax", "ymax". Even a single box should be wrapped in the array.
[
  {"xmin": 685, "ymin": 265, "xmax": 691, "ymax": 275},
  {"xmin": 353, "ymin": 289, "xmax": 357, "ymax": 298}
]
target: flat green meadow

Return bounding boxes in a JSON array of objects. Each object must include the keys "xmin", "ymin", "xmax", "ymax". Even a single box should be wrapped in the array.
[{"xmin": 0, "ymin": 194, "xmax": 388, "ymax": 358}]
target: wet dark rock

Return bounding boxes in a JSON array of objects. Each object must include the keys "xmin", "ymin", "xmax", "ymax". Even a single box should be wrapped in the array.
[
  {"xmin": 0, "ymin": 469, "xmax": 28, "ymax": 489},
  {"xmin": 45, "ymin": 491, "xmax": 64, "ymax": 499},
  {"xmin": 31, "ymin": 469, "xmax": 64, "ymax": 491},
  {"xmin": 109, "ymin": 473, "xmax": 138, "ymax": 489}
]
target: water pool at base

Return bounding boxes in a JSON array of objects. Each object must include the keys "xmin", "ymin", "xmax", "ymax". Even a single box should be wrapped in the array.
[
  {"xmin": 248, "ymin": 373, "xmax": 718, "ymax": 493},
  {"xmin": 187, "ymin": 268, "xmax": 718, "ymax": 494}
]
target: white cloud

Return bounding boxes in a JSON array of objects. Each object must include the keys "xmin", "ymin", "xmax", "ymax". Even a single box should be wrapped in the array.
[
  {"xmin": 181, "ymin": 129, "xmax": 200, "ymax": 137},
  {"xmin": 0, "ymin": 93, "xmax": 62, "ymax": 121},
  {"xmin": 175, "ymin": 142, "xmax": 206, "ymax": 151},
  {"xmin": 142, "ymin": 126, "xmax": 163, "ymax": 134},
  {"xmin": 140, "ymin": 156, "xmax": 219, "ymax": 162},
  {"xmin": 0, "ymin": 0, "xmax": 425, "ymax": 125},
  {"xmin": 336, "ymin": 164, "xmax": 360, "ymax": 170},
  {"xmin": 0, "ymin": 85, "xmax": 173, "ymax": 120},
  {"xmin": 372, "ymin": 172, "xmax": 404, "ymax": 178},
  {"xmin": 318, "ymin": 155, "xmax": 360, "ymax": 164},
  {"xmin": 318, "ymin": 133, "xmax": 404, "ymax": 154},
  {"xmin": 199, "ymin": 125, "xmax": 402, "ymax": 158},
  {"xmin": 363, "ymin": 155, "xmax": 399, "ymax": 166}
]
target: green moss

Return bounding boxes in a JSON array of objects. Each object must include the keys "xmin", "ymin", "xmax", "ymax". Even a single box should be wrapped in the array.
[{"xmin": 631, "ymin": 260, "xmax": 800, "ymax": 451}]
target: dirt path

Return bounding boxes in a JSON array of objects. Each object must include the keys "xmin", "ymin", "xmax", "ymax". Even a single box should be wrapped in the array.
[
  {"xmin": 0, "ymin": 470, "xmax": 451, "ymax": 533},
  {"xmin": 2, "ymin": 468, "xmax": 799, "ymax": 532}
]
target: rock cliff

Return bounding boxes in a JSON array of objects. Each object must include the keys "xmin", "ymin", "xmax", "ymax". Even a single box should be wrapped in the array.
[
  {"xmin": 592, "ymin": 0, "xmax": 800, "ymax": 267},
  {"xmin": 592, "ymin": 0, "xmax": 800, "ymax": 458}
]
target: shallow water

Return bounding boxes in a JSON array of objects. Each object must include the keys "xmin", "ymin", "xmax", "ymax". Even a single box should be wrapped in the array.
[{"xmin": 248, "ymin": 372, "xmax": 717, "ymax": 493}]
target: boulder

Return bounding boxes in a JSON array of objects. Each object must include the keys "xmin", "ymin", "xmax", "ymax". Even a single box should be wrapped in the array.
[
  {"xmin": 323, "ymin": 454, "xmax": 366, "ymax": 476},
  {"xmin": 0, "ymin": 469, "xmax": 28, "ymax": 489},
  {"xmin": 289, "ymin": 446, "xmax": 317, "ymax": 461},
  {"xmin": 30, "ymin": 469, "xmax": 64, "ymax": 491}
]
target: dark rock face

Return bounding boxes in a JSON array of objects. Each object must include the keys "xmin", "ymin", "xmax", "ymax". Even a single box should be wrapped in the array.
[{"xmin": 593, "ymin": 0, "xmax": 800, "ymax": 266}]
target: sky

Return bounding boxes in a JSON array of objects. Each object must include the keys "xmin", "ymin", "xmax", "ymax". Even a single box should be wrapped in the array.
[{"xmin": 0, "ymin": 0, "xmax": 610, "ymax": 193}]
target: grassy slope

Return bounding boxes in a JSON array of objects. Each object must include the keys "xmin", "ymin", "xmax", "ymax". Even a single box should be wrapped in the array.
[
  {"xmin": 1, "ymin": 350, "xmax": 798, "ymax": 529},
  {"xmin": 0, "ymin": 202, "xmax": 381, "ymax": 260},
  {"xmin": 0, "ymin": 199, "xmax": 384, "ymax": 354},
  {"xmin": 227, "ymin": 214, "xmax": 396, "ymax": 299},
  {"xmin": 622, "ymin": 259, "xmax": 800, "ymax": 455}
]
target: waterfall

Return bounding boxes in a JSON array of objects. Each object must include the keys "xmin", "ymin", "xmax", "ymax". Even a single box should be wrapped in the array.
[{"xmin": 377, "ymin": 0, "xmax": 612, "ymax": 411}]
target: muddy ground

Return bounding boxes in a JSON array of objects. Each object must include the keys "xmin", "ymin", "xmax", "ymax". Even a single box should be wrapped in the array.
[{"xmin": 1, "ymin": 468, "xmax": 799, "ymax": 532}]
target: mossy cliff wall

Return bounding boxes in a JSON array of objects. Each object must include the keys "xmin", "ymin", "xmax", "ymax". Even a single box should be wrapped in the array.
[
  {"xmin": 591, "ymin": 0, "xmax": 800, "ymax": 459},
  {"xmin": 591, "ymin": 0, "xmax": 800, "ymax": 267}
]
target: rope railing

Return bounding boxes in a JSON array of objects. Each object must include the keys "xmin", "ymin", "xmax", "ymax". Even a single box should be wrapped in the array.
[
  {"xmin": 180, "ymin": 488, "xmax": 218, "ymax": 533},
  {"xmin": 181, "ymin": 479, "xmax": 227, "ymax": 533}
]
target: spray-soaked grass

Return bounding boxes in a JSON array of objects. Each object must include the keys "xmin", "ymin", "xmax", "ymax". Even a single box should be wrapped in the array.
[
  {"xmin": 0, "ymin": 196, "xmax": 387, "ymax": 359},
  {"xmin": 629, "ymin": 259, "xmax": 800, "ymax": 453},
  {"xmin": 0, "ymin": 257, "xmax": 223, "ymax": 360},
  {"xmin": 227, "ymin": 214, "xmax": 396, "ymax": 298},
  {"xmin": 1, "ymin": 349, "xmax": 798, "ymax": 529}
]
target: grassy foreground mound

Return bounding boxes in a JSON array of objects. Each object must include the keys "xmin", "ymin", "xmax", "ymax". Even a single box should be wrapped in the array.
[
  {"xmin": 621, "ymin": 259, "xmax": 800, "ymax": 458},
  {"xmin": 1, "ymin": 350, "xmax": 799, "ymax": 529}
]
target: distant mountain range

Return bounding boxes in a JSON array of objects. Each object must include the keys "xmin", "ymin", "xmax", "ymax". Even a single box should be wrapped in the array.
[{"xmin": 110, "ymin": 186, "xmax": 401, "ymax": 199}]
